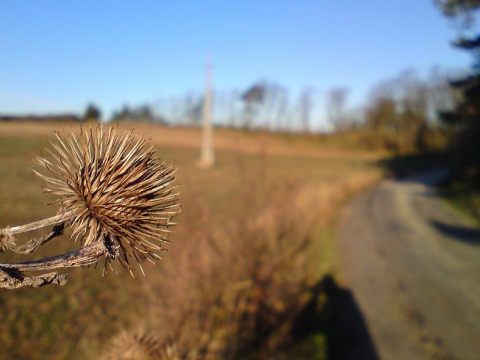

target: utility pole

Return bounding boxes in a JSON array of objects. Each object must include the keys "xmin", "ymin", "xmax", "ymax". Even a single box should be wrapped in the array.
[{"xmin": 198, "ymin": 59, "xmax": 215, "ymax": 168}]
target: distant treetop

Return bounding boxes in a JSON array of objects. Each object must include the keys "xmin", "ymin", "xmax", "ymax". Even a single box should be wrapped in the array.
[{"xmin": 84, "ymin": 103, "xmax": 102, "ymax": 121}]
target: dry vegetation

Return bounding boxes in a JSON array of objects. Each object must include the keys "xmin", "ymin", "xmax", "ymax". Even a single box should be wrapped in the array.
[{"xmin": 0, "ymin": 122, "xmax": 382, "ymax": 359}]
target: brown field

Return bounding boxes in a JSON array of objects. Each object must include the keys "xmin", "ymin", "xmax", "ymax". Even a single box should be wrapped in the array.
[
  {"xmin": 0, "ymin": 121, "xmax": 382, "ymax": 159},
  {"xmin": 0, "ymin": 121, "xmax": 383, "ymax": 359}
]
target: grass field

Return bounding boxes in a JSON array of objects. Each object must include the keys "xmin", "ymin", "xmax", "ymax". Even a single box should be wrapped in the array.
[{"xmin": 0, "ymin": 121, "xmax": 383, "ymax": 359}]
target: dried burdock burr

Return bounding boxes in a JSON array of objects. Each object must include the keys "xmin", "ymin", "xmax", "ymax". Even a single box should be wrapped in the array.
[{"xmin": 0, "ymin": 125, "xmax": 180, "ymax": 288}]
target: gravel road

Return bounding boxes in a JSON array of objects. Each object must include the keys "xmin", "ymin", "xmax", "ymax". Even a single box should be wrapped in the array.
[{"xmin": 339, "ymin": 169, "xmax": 480, "ymax": 360}]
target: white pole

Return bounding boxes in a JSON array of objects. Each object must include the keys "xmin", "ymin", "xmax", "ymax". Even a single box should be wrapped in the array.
[{"xmin": 199, "ymin": 59, "xmax": 215, "ymax": 168}]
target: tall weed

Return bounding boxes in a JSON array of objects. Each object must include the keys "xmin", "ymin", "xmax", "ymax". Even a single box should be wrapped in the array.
[{"xmin": 102, "ymin": 161, "xmax": 381, "ymax": 359}]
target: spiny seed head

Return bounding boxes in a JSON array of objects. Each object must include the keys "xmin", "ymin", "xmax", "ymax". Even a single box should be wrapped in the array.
[
  {"xmin": 101, "ymin": 329, "xmax": 162, "ymax": 360},
  {"xmin": 35, "ymin": 126, "xmax": 180, "ymax": 274}
]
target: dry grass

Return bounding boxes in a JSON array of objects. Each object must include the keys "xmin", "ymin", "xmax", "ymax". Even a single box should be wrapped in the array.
[
  {"xmin": 0, "ymin": 121, "xmax": 382, "ymax": 358},
  {"xmin": 0, "ymin": 121, "xmax": 382, "ymax": 160}
]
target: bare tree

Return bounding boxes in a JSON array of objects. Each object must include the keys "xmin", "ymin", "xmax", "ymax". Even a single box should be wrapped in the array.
[
  {"xmin": 241, "ymin": 82, "xmax": 266, "ymax": 129},
  {"xmin": 185, "ymin": 93, "xmax": 203, "ymax": 126},
  {"xmin": 326, "ymin": 88, "xmax": 349, "ymax": 131},
  {"xmin": 273, "ymin": 88, "xmax": 289, "ymax": 131},
  {"xmin": 298, "ymin": 88, "xmax": 313, "ymax": 133}
]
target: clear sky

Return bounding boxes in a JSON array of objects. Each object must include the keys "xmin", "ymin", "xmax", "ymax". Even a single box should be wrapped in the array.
[{"xmin": 0, "ymin": 0, "xmax": 471, "ymax": 120}]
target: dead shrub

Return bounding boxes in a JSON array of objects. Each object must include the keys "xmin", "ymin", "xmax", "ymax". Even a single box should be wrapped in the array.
[{"xmin": 102, "ymin": 166, "xmax": 380, "ymax": 358}]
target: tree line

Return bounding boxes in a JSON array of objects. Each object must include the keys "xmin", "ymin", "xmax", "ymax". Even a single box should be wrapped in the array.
[{"xmin": 100, "ymin": 67, "xmax": 456, "ymax": 156}]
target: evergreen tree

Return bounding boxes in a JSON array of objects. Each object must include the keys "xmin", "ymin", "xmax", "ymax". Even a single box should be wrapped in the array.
[
  {"xmin": 84, "ymin": 103, "xmax": 102, "ymax": 121},
  {"xmin": 437, "ymin": 0, "xmax": 480, "ymax": 185}
]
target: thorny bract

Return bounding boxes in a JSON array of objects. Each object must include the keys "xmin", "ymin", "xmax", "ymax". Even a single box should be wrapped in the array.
[{"xmin": 0, "ymin": 126, "xmax": 180, "ymax": 289}]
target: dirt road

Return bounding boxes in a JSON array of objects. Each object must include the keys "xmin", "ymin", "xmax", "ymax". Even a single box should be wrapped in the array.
[{"xmin": 339, "ymin": 169, "xmax": 480, "ymax": 359}]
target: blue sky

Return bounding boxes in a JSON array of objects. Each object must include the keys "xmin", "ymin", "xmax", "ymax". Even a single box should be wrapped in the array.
[{"xmin": 0, "ymin": 0, "xmax": 471, "ymax": 120}]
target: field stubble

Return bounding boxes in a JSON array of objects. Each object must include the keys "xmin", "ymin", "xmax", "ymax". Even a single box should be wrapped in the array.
[{"xmin": 0, "ymin": 122, "xmax": 382, "ymax": 359}]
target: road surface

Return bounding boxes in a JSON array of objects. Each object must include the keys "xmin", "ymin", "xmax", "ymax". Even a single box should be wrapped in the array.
[{"xmin": 339, "ymin": 169, "xmax": 480, "ymax": 360}]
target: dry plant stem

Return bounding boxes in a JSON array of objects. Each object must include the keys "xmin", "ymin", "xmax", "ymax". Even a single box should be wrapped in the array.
[
  {"xmin": 8, "ymin": 210, "xmax": 76, "ymax": 235},
  {"xmin": 12, "ymin": 222, "xmax": 65, "ymax": 254},
  {"xmin": 0, "ymin": 216, "xmax": 104, "ymax": 289},
  {"xmin": 0, "ymin": 269, "xmax": 67, "ymax": 289},
  {"xmin": 0, "ymin": 242, "xmax": 105, "ymax": 272}
]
